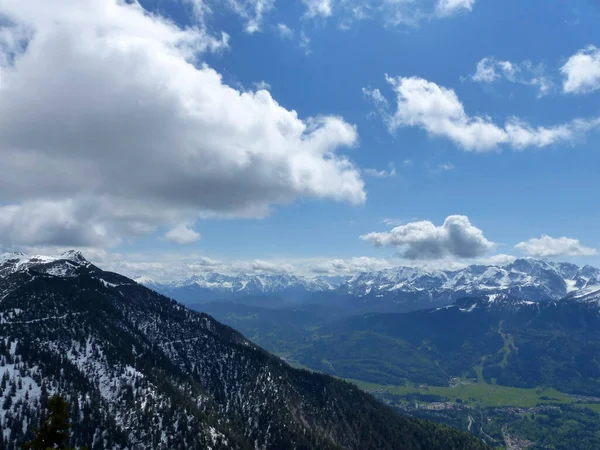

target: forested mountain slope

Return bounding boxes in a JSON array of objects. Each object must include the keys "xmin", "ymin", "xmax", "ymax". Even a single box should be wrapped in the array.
[
  {"xmin": 0, "ymin": 252, "xmax": 488, "ymax": 450},
  {"xmin": 206, "ymin": 294, "xmax": 600, "ymax": 396}
]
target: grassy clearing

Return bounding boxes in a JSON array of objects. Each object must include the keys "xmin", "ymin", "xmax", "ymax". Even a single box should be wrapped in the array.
[
  {"xmin": 576, "ymin": 403, "xmax": 600, "ymax": 414},
  {"xmin": 345, "ymin": 377, "xmax": 572, "ymax": 408},
  {"xmin": 497, "ymin": 321, "xmax": 516, "ymax": 368},
  {"xmin": 474, "ymin": 359, "xmax": 486, "ymax": 384}
]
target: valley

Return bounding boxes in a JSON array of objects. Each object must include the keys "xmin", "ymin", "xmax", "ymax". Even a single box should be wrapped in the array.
[{"xmin": 192, "ymin": 285, "xmax": 600, "ymax": 450}]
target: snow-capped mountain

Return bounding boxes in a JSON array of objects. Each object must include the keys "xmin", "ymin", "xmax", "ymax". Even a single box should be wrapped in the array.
[
  {"xmin": 0, "ymin": 251, "xmax": 486, "ymax": 449},
  {"xmin": 140, "ymin": 272, "xmax": 337, "ymax": 304},
  {"xmin": 140, "ymin": 258, "xmax": 600, "ymax": 311},
  {"xmin": 338, "ymin": 258, "xmax": 600, "ymax": 308},
  {"xmin": 446, "ymin": 293, "xmax": 537, "ymax": 314},
  {"xmin": 564, "ymin": 285, "xmax": 600, "ymax": 305},
  {"xmin": 169, "ymin": 272, "xmax": 336, "ymax": 292},
  {"xmin": 0, "ymin": 250, "xmax": 91, "ymax": 278}
]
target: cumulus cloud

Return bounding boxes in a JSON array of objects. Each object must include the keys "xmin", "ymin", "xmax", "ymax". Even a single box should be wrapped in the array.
[
  {"xmin": 515, "ymin": 235, "xmax": 597, "ymax": 257},
  {"xmin": 470, "ymin": 57, "xmax": 553, "ymax": 97},
  {"xmin": 435, "ymin": 0, "xmax": 476, "ymax": 17},
  {"xmin": 480, "ymin": 253, "xmax": 516, "ymax": 266},
  {"xmin": 165, "ymin": 224, "xmax": 201, "ymax": 245},
  {"xmin": 561, "ymin": 45, "xmax": 600, "ymax": 94},
  {"xmin": 0, "ymin": 0, "xmax": 365, "ymax": 248},
  {"xmin": 47, "ymin": 249, "xmax": 398, "ymax": 281},
  {"xmin": 304, "ymin": 256, "xmax": 396, "ymax": 275},
  {"xmin": 361, "ymin": 215, "xmax": 495, "ymax": 260},
  {"xmin": 249, "ymin": 259, "xmax": 295, "ymax": 273},
  {"xmin": 303, "ymin": 0, "xmax": 334, "ymax": 18},
  {"xmin": 0, "ymin": 200, "xmax": 120, "ymax": 248},
  {"xmin": 364, "ymin": 75, "xmax": 600, "ymax": 151}
]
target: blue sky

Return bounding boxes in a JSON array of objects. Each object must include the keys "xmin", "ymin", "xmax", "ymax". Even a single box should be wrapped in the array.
[{"xmin": 1, "ymin": 0, "xmax": 600, "ymax": 279}]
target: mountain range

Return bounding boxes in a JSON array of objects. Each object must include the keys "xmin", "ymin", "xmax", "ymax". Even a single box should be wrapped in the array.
[
  {"xmin": 139, "ymin": 258, "xmax": 600, "ymax": 312},
  {"xmin": 0, "ymin": 251, "xmax": 488, "ymax": 450},
  {"xmin": 138, "ymin": 272, "xmax": 337, "ymax": 304}
]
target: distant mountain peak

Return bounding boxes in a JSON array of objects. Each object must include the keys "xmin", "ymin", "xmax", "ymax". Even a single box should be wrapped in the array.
[
  {"xmin": 133, "ymin": 275, "xmax": 156, "ymax": 285},
  {"xmin": 154, "ymin": 272, "xmax": 337, "ymax": 297},
  {"xmin": 59, "ymin": 249, "xmax": 89, "ymax": 264},
  {"xmin": 0, "ymin": 251, "xmax": 28, "ymax": 264},
  {"xmin": 340, "ymin": 259, "xmax": 600, "ymax": 304},
  {"xmin": 0, "ymin": 250, "xmax": 92, "ymax": 279}
]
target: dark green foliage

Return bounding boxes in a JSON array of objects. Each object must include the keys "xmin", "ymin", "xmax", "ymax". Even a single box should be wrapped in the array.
[
  {"xmin": 22, "ymin": 394, "xmax": 74, "ymax": 450},
  {"xmin": 203, "ymin": 298, "xmax": 600, "ymax": 396},
  {"xmin": 506, "ymin": 405, "xmax": 600, "ymax": 449}
]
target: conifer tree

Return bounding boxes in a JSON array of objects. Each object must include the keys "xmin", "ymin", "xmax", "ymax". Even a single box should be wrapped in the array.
[{"xmin": 22, "ymin": 394, "xmax": 75, "ymax": 450}]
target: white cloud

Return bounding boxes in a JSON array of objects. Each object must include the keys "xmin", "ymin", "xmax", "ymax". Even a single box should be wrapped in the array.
[
  {"xmin": 299, "ymin": 30, "xmax": 312, "ymax": 54},
  {"xmin": 361, "ymin": 215, "xmax": 495, "ymax": 260},
  {"xmin": 0, "ymin": 0, "xmax": 365, "ymax": 248},
  {"xmin": 304, "ymin": 256, "xmax": 397, "ymax": 275},
  {"xmin": 184, "ymin": 0, "xmax": 274, "ymax": 34},
  {"xmin": 381, "ymin": 217, "xmax": 417, "ymax": 226},
  {"xmin": 480, "ymin": 253, "xmax": 516, "ymax": 266},
  {"xmin": 41, "ymin": 248, "xmax": 398, "ymax": 281},
  {"xmin": 0, "ymin": 200, "xmax": 120, "ymax": 248},
  {"xmin": 303, "ymin": 0, "xmax": 334, "ymax": 18},
  {"xmin": 275, "ymin": 23, "xmax": 294, "ymax": 39},
  {"xmin": 165, "ymin": 223, "xmax": 201, "ymax": 245},
  {"xmin": 515, "ymin": 235, "xmax": 597, "ymax": 257},
  {"xmin": 470, "ymin": 57, "xmax": 553, "ymax": 97},
  {"xmin": 300, "ymin": 0, "xmax": 476, "ymax": 29},
  {"xmin": 435, "ymin": 0, "xmax": 476, "ymax": 17},
  {"xmin": 364, "ymin": 162, "xmax": 396, "ymax": 178},
  {"xmin": 253, "ymin": 80, "xmax": 272, "ymax": 91},
  {"xmin": 365, "ymin": 75, "xmax": 600, "ymax": 151},
  {"xmin": 362, "ymin": 86, "xmax": 389, "ymax": 108},
  {"xmin": 226, "ymin": 0, "xmax": 275, "ymax": 33},
  {"xmin": 561, "ymin": 45, "xmax": 600, "ymax": 94},
  {"xmin": 471, "ymin": 57, "xmax": 504, "ymax": 83},
  {"xmin": 181, "ymin": 0, "xmax": 212, "ymax": 22}
]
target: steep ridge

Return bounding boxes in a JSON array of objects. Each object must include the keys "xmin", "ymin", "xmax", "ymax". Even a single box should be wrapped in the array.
[{"xmin": 0, "ymin": 252, "xmax": 489, "ymax": 450}]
